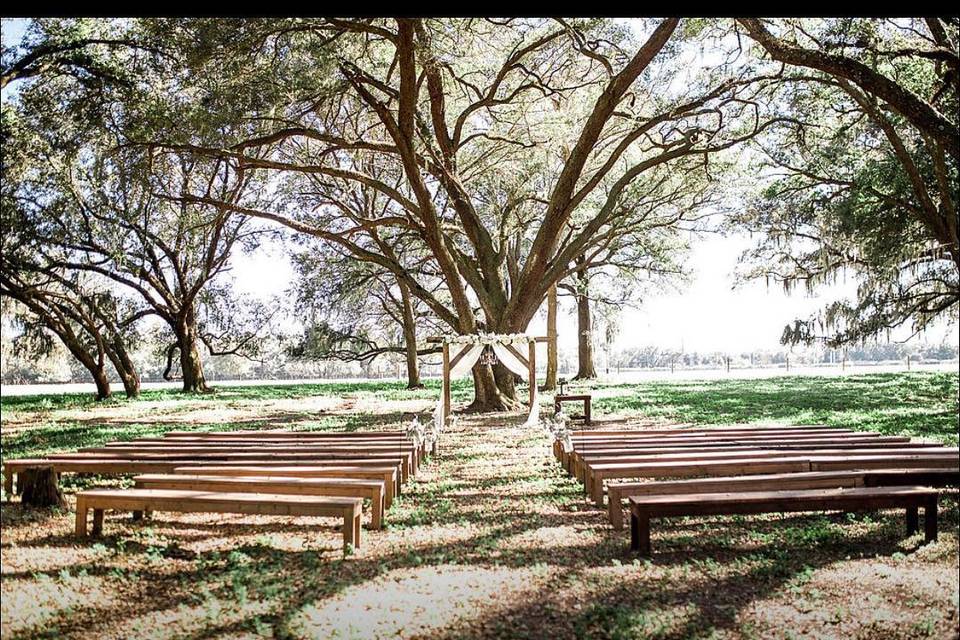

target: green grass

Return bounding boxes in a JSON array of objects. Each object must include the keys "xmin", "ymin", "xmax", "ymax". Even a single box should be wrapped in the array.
[
  {"xmin": 2, "ymin": 372, "xmax": 956, "ymax": 462},
  {"xmin": 0, "ymin": 378, "xmax": 475, "ymax": 414},
  {"xmin": 0, "ymin": 379, "xmax": 475, "ymax": 461},
  {"xmin": 594, "ymin": 372, "xmax": 959, "ymax": 445}
]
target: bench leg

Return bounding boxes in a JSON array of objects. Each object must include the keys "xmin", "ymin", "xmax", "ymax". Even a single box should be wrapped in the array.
[
  {"xmin": 630, "ymin": 512, "xmax": 651, "ymax": 556},
  {"xmin": 75, "ymin": 501, "xmax": 88, "ymax": 536},
  {"xmin": 353, "ymin": 512, "xmax": 362, "ymax": 550},
  {"xmin": 384, "ymin": 478, "xmax": 395, "ymax": 509},
  {"xmin": 592, "ymin": 475, "xmax": 605, "ymax": 508},
  {"xmin": 906, "ymin": 506, "xmax": 919, "ymax": 536},
  {"xmin": 371, "ymin": 490, "xmax": 384, "ymax": 530},
  {"xmin": 609, "ymin": 491, "xmax": 624, "ymax": 530},
  {"xmin": 342, "ymin": 515, "xmax": 355, "ymax": 552},
  {"xmin": 92, "ymin": 509, "xmax": 104, "ymax": 536},
  {"xmin": 924, "ymin": 501, "xmax": 938, "ymax": 544}
]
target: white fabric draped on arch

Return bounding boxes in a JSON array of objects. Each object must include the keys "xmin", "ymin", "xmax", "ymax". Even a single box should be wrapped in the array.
[{"xmin": 431, "ymin": 335, "xmax": 540, "ymax": 441}]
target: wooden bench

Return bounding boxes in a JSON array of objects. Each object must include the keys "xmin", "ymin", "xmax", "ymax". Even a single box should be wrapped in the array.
[
  {"xmin": 586, "ymin": 453, "xmax": 960, "ymax": 506},
  {"xmin": 4, "ymin": 460, "xmax": 400, "ymax": 505},
  {"xmin": 608, "ymin": 468, "xmax": 960, "ymax": 529},
  {"xmin": 628, "ymin": 486, "xmax": 940, "ymax": 556},
  {"xmin": 573, "ymin": 446, "xmax": 957, "ymax": 482},
  {"xmin": 555, "ymin": 394, "xmax": 592, "ymax": 424},
  {"xmin": 133, "ymin": 474, "xmax": 387, "ymax": 529},
  {"xmin": 558, "ymin": 431, "xmax": 902, "ymax": 467},
  {"xmin": 75, "ymin": 489, "xmax": 364, "ymax": 552},
  {"xmin": 561, "ymin": 433, "xmax": 913, "ymax": 460},
  {"xmin": 51, "ymin": 450, "xmax": 414, "ymax": 482},
  {"xmin": 95, "ymin": 440, "xmax": 420, "ymax": 475}
]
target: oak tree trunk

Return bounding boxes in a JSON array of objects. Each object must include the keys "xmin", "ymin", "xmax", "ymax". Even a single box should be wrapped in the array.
[
  {"xmin": 106, "ymin": 337, "xmax": 140, "ymax": 398},
  {"xmin": 60, "ymin": 332, "xmax": 111, "ymax": 400},
  {"xmin": 544, "ymin": 284, "xmax": 558, "ymax": 390},
  {"xmin": 468, "ymin": 361, "xmax": 521, "ymax": 412},
  {"xmin": 20, "ymin": 467, "xmax": 67, "ymax": 509},
  {"xmin": 91, "ymin": 366, "xmax": 113, "ymax": 401},
  {"xmin": 399, "ymin": 281, "xmax": 423, "ymax": 389},
  {"xmin": 119, "ymin": 369, "xmax": 141, "ymax": 399},
  {"xmin": 178, "ymin": 313, "xmax": 208, "ymax": 393},
  {"xmin": 574, "ymin": 256, "xmax": 597, "ymax": 380}
]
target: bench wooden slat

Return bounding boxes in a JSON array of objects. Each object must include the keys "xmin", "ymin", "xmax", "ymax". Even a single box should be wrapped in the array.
[
  {"xmin": 572, "ymin": 438, "xmax": 916, "ymax": 450},
  {"xmin": 629, "ymin": 485, "xmax": 935, "ymax": 508},
  {"xmin": 568, "ymin": 430, "xmax": 859, "ymax": 442},
  {"xmin": 97, "ymin": 443, "xmax": 422, "ymax": 476},
  {"xmin": 163, "ymin": 430, "xmax": 404, "ymax": 438},
  {"xmin": 608, "ymin": 470, "xmax": 863, "ymax": 530},
  {"xmin": 569, "ymin": 424, "xmax": 838, "ymax": 436}
]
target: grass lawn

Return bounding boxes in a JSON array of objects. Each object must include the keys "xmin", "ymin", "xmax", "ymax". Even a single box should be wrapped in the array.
[{"xmin": 1, "ymin": 371, "xmax": 957, "ymax": 639}]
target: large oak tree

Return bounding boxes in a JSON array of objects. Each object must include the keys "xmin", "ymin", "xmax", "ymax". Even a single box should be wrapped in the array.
[{"xmin": 127, "ymin": 18, "xmax": 777, "ymax": 409}]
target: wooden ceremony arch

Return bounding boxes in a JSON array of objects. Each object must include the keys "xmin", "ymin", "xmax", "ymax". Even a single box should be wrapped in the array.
[{"xmin": 426, "ymin": 334, "xmax": 551, "ymax": 425}]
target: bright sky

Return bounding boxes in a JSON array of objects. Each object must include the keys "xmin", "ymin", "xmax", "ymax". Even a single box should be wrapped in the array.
[{"xmin": 4, "ymin": 19, "xmax": 957, "ymax": 354}]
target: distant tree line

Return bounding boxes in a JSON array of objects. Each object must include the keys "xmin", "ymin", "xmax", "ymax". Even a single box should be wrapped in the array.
[{"xmin": 614, "ymin": 342, "xmax": 959, "ymax": 370}]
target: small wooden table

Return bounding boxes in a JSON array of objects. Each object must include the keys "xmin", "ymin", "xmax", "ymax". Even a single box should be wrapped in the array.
[{"xmin": 555, "ymin": 394, "xmax": 592, "ymax": 425}]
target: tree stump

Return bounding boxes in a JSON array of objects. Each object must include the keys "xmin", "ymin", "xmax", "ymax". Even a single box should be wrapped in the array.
[{"xmin": 20, "ymin": 467, "xmax": 67, "ymax": 509}]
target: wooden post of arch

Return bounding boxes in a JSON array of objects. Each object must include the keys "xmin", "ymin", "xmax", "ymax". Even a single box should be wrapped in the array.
[
  {"xmin": 528, "ymin": 339, "xmax": 536, "ymax": 407},
  {"xmin": 441, "ymin": 342, "xmax": 451, "ymax": 424}
]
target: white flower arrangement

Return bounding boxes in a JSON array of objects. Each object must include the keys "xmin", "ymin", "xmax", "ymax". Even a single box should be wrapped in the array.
[
  {"xmin": 444, "ymin": 332, "xmax": 532, "ymax": 345},
  {"xmin": 541, "ymin": 413, "xmax": 574, "ymax": 452},
  {"xmin": 405, "ymin": 417, "xmax": 426, "ymax": 447}
]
